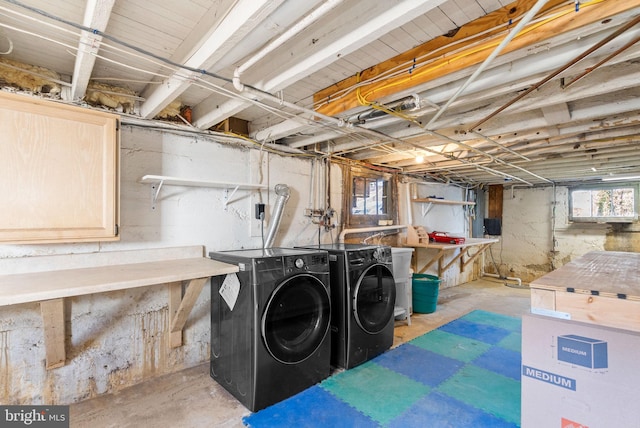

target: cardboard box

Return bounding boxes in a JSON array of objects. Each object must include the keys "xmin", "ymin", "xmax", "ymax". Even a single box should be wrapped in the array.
[{"xmin": 521, "ymin": 314, "xmax": 640, "ymax": 428}]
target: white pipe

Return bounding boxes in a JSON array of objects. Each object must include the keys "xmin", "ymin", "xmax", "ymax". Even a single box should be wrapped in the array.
[
  {"xmin": 308, "ymin": 158, "xmax": 315, "ymax": 209},
  {"xmin": 481, "ymin": 249, "xmax": 522, "ymax": 286},
  {"xmin": 425, "ymin": 0, "xmax": 551, "ymax": 128},
  {"xmin": 339, "ymin": 224, "xmax": 409, "ymax": 243},
  {"xmin": 236, "ymin": 0, "xmax": 345, "ymax": 75},
  {"xmin": 406, "ymin": 183, "xmax": 413, "ymax": 226}
]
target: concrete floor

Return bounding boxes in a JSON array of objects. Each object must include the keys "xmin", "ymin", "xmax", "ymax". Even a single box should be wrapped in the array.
[{"xmin": 69, "ymin": 278, "xmax": 531, "ymax": 428}]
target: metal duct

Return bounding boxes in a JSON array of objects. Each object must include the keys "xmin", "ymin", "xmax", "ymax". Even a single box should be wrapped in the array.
[{"xmin": 264, "ymin": 184, "xmax": 291, "ymax": 248}]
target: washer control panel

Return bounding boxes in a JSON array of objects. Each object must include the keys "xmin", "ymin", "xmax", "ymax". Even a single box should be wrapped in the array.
[{"xmin": 284, "ymin": 253, "xmax": 329, "ymax": 274}]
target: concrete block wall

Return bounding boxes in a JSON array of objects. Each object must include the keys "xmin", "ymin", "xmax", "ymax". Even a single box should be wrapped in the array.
[
  {"xmin": 402, "ymin": 181, "xmax": 477, "ymax": 288},
  {"xmin": 491, "ymin": 185, "xmax": 640, "ymax": 284}
]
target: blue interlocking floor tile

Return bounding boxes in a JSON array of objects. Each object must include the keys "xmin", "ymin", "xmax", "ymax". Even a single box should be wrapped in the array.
[
  {"xmin": 374, "ymin": 343, "xmax": 464, "ymax": 387},
  {"xmin": 243, "ymin": 311, "xmax": 523, "ymax": 428},
  {"xmin": 388, "ymin": 390, "xmax": 519, "ymax": 428},
  {"xmin": 243, "ymin": 386, "xmax": 377, "ymax": 428},
  {"xmin": 463, "ymin": 310, "xmax": 522, "ymax": 332},
  {"xmin": 438, "ymin": 318, "xmax": 512, "ymax": 345},
  {"xmin": 473, "ymin": 346, "xmax": 522, "ymax": 381}
]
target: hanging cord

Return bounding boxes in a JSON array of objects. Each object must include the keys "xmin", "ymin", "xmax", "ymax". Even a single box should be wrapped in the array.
[{"xmin": 260, "ymin": 211, "xmax": 265, "ymax": 249}]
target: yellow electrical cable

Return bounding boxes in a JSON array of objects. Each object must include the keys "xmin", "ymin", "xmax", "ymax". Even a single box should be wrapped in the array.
[
  {"xmin": 353, "ymin": 0, "xmax": 604, "ymax": 111},
  {"xmin": 223, "ymin": 131, "xmax": 318, "ymax": 158}
]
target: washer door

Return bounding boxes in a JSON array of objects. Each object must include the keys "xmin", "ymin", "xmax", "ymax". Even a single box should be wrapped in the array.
[
  {"xmin": 262, "ymin": 273, "xmax": 330, "ymax": 364},
  {"xmin": 353, "ymin": 264, "xmax": 396, "ymax": 334}
]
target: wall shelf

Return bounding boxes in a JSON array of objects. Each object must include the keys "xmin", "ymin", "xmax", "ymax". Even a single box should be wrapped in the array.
[
  {"xmin": 140, "ymin": 175, "xmax": 267, "ymax": 209},
  {"xmin": 411, "ymin": 198, "xmax": 475, "ymax": 216}
]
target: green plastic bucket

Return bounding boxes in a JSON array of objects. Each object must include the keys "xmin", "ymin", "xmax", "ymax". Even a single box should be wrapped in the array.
[{"xmin": 412, "ymin": 274, "xmax": 441, "ymax": 314}]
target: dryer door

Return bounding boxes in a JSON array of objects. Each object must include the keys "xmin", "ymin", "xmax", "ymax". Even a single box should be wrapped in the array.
[
  {"xmin": 262, "ymin": 273, "xmax": 331, "ymax": 364},
  {"xmin": 353, "ymin": 264, "xmax": 396, "ymax": 334}
]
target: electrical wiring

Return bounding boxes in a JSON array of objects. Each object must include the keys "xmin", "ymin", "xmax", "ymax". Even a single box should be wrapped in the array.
[
  {"xmin": 338, "ymin": 1, "xmax": 605, "ymax": 182},
  {"xmin": 222, "ymin": 131, "xmax": 317, "ymax": 159},
  {"xmin": 0, "ymin": 2, "xmax": 337, "ymax": 135},
  {"xmin": 0, "ymin": 21, "xmax": 78, "ymax": 53},
  {"xmin": 3, "ymin": 0, "xmax": 233, "ymax": 84},
  {"xmin": 315, "ymin": 0, "xmax": 605, "ymax": 110}
]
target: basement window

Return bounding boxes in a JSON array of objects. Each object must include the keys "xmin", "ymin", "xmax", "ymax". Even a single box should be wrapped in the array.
[
  {"xmin": 346, "ymin": 169, "xmax": 396, "ymax": 227},
  {"xmin": 569, "ymin": 184, "xmax": 638, "ymax": 223}
]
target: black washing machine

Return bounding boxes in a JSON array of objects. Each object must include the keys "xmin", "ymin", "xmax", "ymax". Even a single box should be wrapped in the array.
[
  {"xmin": 297, "ymin": 243, "xmax": 396, "ymax": 369},
  {"xmin": 209, "ymin": 247, "xmax": 331, "ymax": 412}
]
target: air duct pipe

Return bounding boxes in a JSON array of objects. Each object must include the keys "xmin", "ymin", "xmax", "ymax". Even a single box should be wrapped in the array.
[{"xmin": 264, "ymin": 184, "xmax": 291, "ymax": 248}]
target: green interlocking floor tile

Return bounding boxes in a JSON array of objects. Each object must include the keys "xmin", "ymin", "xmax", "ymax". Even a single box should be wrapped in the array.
[
  {"xmin": 437, "ymin": 364, "xmax": 521, "ymax": 425},
  {"xmin": 499, "ymin": 331, "xmax": 522, "ymax": 353},
  {"xmin": 410, "ymin": 329, "xmax": 492, "ymax": 363},
  {"xmin": 463, "ymin": 310, "xmax": 522, "ymax": 332},
  {"xmin": 321, "ymin": 361, "xmax": 430, "ymax": 425}
]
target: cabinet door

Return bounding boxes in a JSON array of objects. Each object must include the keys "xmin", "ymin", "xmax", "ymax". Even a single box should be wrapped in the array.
[{"xmin": 0, "ymin": 91, "xmax": 119, "ymax": 243}]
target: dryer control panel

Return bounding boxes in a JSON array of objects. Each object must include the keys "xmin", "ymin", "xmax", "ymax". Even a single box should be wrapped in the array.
[
  {"xmin": 348, "ymin": 246, "xmax": 392, "ymax": 266},
  {"xmin": 284, "ymin": 253, "xmax": 329, "ymax": 274}
]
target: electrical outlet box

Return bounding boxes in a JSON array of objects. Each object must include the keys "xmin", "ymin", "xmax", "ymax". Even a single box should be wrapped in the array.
[{"xmin": 255, "ymin": 203, "xmax": 265, "ymax": 220}]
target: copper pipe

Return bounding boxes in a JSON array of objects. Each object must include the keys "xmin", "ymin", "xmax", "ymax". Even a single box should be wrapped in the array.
[
  {"xmin": 469, "ymin": 15, "xmax": 640, "ymax": 132},
  {"xmin": 562, "ymin": 34, "xmax": 640, "ymax": 89}
]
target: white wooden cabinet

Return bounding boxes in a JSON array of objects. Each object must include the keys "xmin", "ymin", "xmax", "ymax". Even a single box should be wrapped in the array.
[{"xmin": 0, "ymin": 91, "xmax": 120, "ymax": 243}]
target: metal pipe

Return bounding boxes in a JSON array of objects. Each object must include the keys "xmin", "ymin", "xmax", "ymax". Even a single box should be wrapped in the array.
[
  {"xmin": 562, "ymin": 33, "xmax": 640, "ymax": 89},
  {"xmin": 233, "ymin": 57, "xmax": 542, "ymax": 185},
  {"xmin": 481, "ymin": 250, "xmax": 522, "ymax": 286},
  {"xmin": 236, "ymin": 0, "xmax": 345, "ymax": 75},
  {"xmin": 264, "ymin": 184, "xmax": 291, "ymax": 248},
  {"xmin": 425, "ymin": 0, "xmax": 551, "ymax": 129},
  {"xmin": 470, "ymin": 14, "xmax": 640, "ymax": 131},
  {"xmin": 338, "ymin": 224, "xmax": 409, "ymax": 243}
]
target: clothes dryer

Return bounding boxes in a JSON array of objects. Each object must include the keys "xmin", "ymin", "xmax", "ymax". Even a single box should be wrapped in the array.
[
  {"xmin": 297, "ymin": 243, "xmax": 395, "ymax": 369},
  {"xmin": 209, "ymin": 247, "xmax": 331, "ymax": 412}
]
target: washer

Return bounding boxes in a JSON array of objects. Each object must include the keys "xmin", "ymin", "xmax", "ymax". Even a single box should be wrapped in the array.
[
  {"xmin": 209, "ymin": 247, "xmax": 331, "ymax": 412},
  {"xmin": 297, "ymin": 243, "xmax": 396, "ymax": 369}
]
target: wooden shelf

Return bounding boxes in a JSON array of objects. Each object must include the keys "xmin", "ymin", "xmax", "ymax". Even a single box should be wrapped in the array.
[{"xmin": 140, "ymin": 175, "xmax": 267, "ymax": 209}]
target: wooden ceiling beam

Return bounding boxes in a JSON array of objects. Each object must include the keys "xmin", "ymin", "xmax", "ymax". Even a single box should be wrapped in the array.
[
  {"xmin": 313, "ymin": 0, "xmax": 640, "ymax": 117},
  {"xmin": 70, "ymin": 0, "xmax": 115, "ymax": 102}
]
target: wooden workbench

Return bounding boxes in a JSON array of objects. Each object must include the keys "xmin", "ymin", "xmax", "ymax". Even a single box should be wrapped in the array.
[
  {"xmin": 405, "ymin": 226, "xmax": 498, "ymax": 277},
  {"xmin": 530, "ymin": 251, "xmax": 640, "ymax": 332},
  {"xmin": 0, "ymin": 246, "xmax": 238, "ymax": 369}
]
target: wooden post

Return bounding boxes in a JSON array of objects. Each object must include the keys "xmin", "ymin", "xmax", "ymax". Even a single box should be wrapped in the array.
[
  {"xmin": 168, "ymin": 281, "xmax": 184, "ymax": 348},
  {"xmin": 40, "ymin": 298, "xmax": 65, "ymax": 369}
]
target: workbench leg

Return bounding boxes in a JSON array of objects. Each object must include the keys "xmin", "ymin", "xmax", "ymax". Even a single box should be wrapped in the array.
[
  {"xmin": 40, "ymin": 298, "xmax": 66, "ymax": 370},
  {"xmin": 168, "ymin": 281, "xmax": 184, "ymax": 348},
  {"xmin": 169, "ymin": 277, "xmax": 207, "ymax": 348}
]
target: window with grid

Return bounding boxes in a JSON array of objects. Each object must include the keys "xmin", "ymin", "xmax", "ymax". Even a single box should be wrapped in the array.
[{"xmin": 569, "ymin": 184, "xmax": 638, "ymax": 223}]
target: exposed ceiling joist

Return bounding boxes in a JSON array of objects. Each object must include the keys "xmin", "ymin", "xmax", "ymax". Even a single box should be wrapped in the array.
[
  {"xmin": 192, "ymin": 0, "xmax": 449, "ymax": 129},
  {"xmin": 70, "ymin": 0, "xmax": 115, "ymax": 101},
  {"xmin": 139, "ymin": 0, "xmax": 286, "ymax": 119}
]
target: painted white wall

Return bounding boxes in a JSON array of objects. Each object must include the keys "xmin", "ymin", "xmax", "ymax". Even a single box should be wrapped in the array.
[
  {"xmin": 402, "ymin": 181, "xmax": 476, "ymax": 287},
  {"xmin": 0, "ymin": 125, "xmax": 342, "ymax": 404}
]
